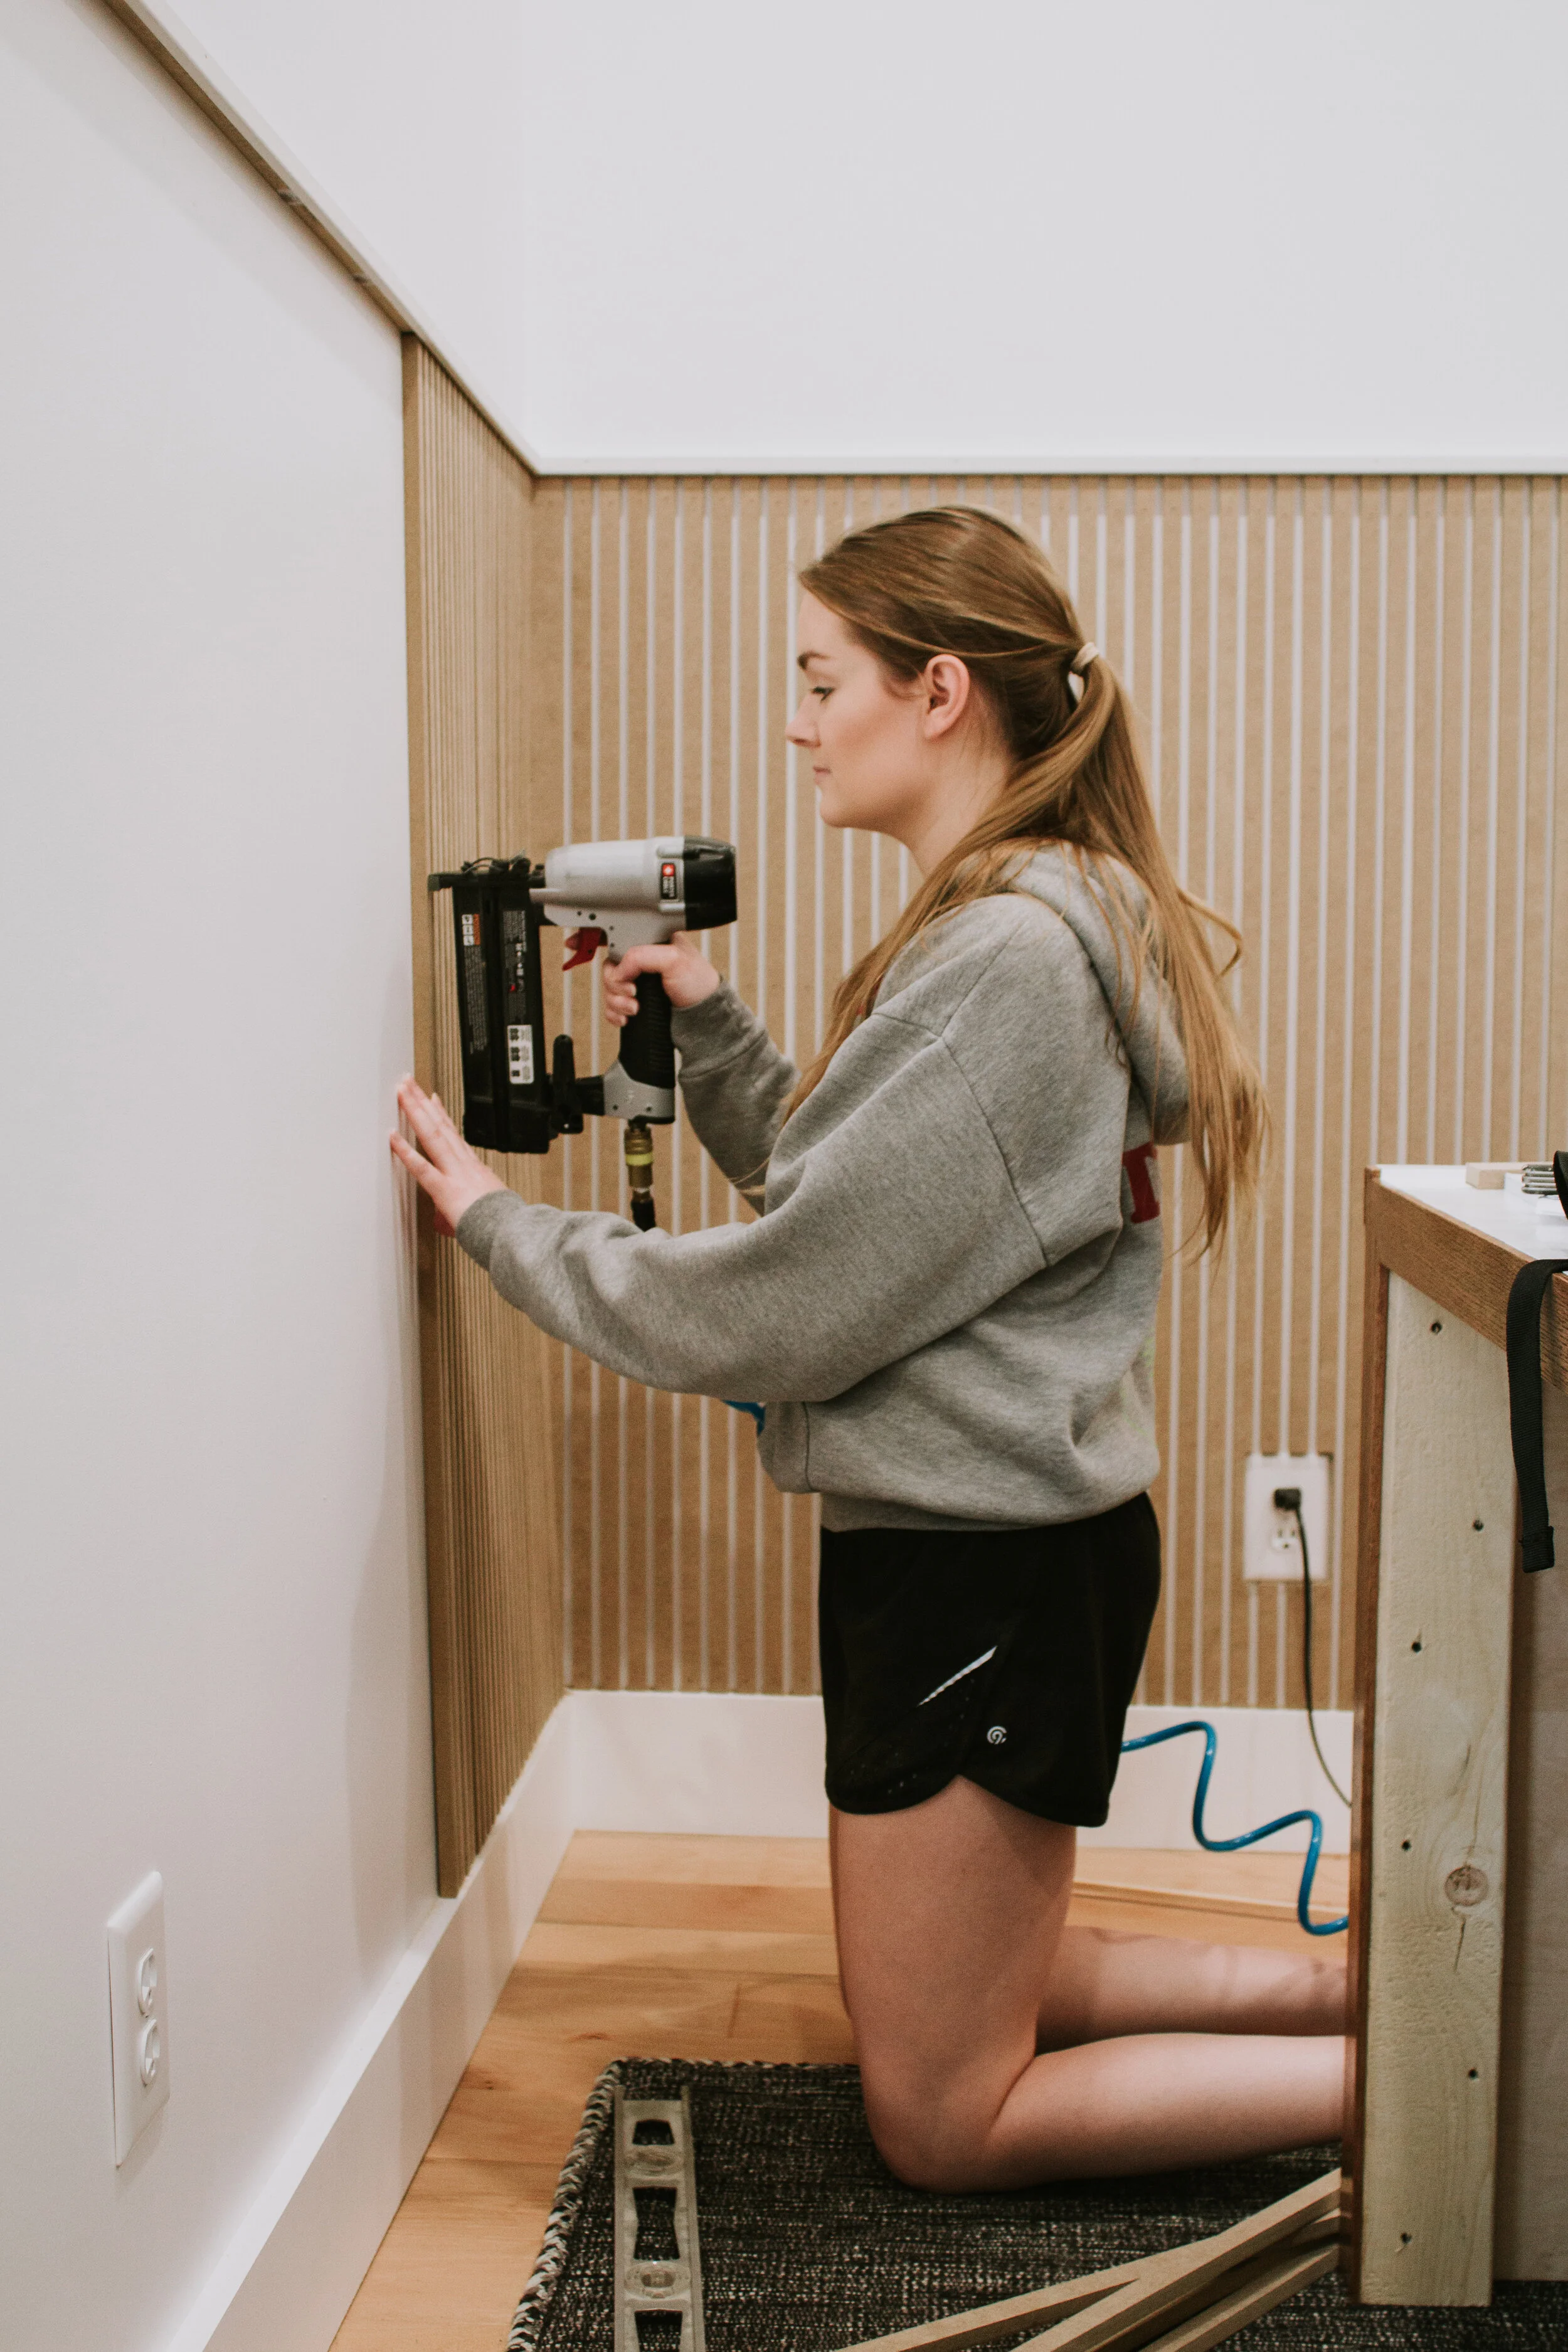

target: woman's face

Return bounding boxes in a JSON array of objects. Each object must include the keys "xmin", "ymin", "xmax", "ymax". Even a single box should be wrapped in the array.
[
  {"xmin": 786, "ymin": 593, "xmax": 926, "ymax": 837},
  {"xmin": 785, "ymin": 592, "xmax": 1002, "ymax": 869}
]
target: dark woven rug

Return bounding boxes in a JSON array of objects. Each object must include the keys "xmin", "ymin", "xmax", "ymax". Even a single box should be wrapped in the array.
[{"xmin": 509, "ymin": 2059, "xmax": 1568, "ymax": 2351}]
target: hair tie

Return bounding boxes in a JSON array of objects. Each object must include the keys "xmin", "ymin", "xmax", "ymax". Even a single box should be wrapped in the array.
[{"xmin": 1071, "ymin": 642, "xmax": 1099, "ymax": 674}]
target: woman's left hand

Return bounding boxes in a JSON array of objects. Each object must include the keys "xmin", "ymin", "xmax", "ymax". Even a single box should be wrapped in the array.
[{"xmin": 390, "ymin": 1077, "xmax": 506, "ymax": 1236}]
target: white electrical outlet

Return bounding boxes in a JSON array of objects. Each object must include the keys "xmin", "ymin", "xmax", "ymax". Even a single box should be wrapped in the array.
[
  {"xmin": 1244, "ymin": 1453, "xmax": 1331, "ymax": 1582},
  {"xmin": 107, "ymin": 1872, "xmax": 169, "ymax": 2164}
]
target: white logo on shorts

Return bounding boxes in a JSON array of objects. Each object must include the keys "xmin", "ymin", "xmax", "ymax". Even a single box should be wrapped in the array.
[
  {"xmin": 916, "ymin": 1646, "xmax": 997, "ymax": 1708},
  {"xmin": 987, "ymin": 1725, "xmax": 1007, "ymax": 1745}
]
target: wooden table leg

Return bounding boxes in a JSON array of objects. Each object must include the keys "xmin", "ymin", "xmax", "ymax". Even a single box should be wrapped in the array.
[{"xmin": 1352, "ymin": 1272, "xmax": 1515, "ymax": 2304}]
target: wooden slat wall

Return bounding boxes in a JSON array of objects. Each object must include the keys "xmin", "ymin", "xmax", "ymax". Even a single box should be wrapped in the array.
[
  {"xmin": 524, "ymin": 474, "xmax": 1568, "ymax": 1714},
  {"xmin": 403, "ymin": 342, "xmax": 563, "ymax": 1892}
]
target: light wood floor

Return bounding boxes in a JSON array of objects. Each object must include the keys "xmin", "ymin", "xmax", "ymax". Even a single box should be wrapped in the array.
[{"xmin": 330, "ymin": 1832, "xmax": 1349, "ymax": 2352}]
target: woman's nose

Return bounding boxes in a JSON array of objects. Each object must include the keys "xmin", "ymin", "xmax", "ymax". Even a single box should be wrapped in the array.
[{"xmin": 785, "ymin": 695, "xmax": 816, "ymax": 746}]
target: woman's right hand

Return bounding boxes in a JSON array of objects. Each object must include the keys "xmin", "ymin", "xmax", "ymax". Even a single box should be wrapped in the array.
[{"xmin": 601, "ymin": 933, "xmax": 721, "ymax": 1027}]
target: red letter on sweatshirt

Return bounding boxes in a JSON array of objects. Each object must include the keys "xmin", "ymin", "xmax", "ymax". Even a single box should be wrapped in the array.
[{"xmin": 1122, "ymin": 1142, "xmax": 1160, "ymax": 1224}]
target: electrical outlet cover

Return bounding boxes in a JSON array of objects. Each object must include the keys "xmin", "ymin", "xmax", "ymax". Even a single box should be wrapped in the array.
[
  {"xmin": 1243, "ymin": 1453, "xmax": 1331, "ymax": 1582},
  {"xmin": 107, "ymin": 1872, "xmax": 169, "ymax": 2164}
]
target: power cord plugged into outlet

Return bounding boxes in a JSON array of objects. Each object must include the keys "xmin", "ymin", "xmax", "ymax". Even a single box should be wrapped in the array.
[
  {"xmin": 1118, "ymin": 1485, "xmax": 1353, "ymax": 1939},
  {"xmin": 1273, "ymin": 1483, "xmax": 1351, "ymax": 1811}
]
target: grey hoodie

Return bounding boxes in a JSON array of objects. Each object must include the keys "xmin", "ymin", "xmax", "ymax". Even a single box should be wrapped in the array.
[{"xmin": 456, "ymin": 845, "xmax": 1188, "ymax": 1532}]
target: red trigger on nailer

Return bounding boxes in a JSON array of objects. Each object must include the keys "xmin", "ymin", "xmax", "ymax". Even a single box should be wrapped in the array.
[{"xmin": 561, "ymin": 926, "xmax": 605, "ymax": 970}]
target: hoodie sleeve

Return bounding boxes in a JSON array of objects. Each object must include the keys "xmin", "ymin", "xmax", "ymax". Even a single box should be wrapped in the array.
[
  {"xmin": 669, "ymin": 983, "xmax": 797, "ymax": 1210},
  {"xmin": 453, "ymin": 900, "xmax": 1139, "ymax": 1403},
  {"xmin": 454, "ymin": 1019, "xmax": 1047, "ymax": 1403}
]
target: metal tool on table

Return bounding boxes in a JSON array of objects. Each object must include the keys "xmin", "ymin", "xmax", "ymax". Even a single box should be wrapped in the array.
[
  {"xmin": 613, "ymin": 2087, "xmax": 707, "ymax": 2352},
  {"xmin": 428, "ymin": 836, "xmax": 737, "ymax": 1229}
]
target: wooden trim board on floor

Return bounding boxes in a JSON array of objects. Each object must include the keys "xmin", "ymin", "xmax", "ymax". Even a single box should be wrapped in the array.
[{"xmin": 835, "ymin": 2172, "xmax": 1342, "ymax": 2352}]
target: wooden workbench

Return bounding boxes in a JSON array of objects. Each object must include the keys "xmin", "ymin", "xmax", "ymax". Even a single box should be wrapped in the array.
[{"xmin": 1351, "ymin": 1167, "xmax": 1568, "ymax": 2302}]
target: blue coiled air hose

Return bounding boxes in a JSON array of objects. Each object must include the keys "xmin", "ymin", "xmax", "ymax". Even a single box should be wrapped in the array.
[{"xmin": 1119, "ymin": 1718, "xmax": 1348, "ymax": 1936}]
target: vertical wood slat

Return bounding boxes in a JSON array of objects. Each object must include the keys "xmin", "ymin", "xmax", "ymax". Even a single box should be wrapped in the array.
[
  {"xmin": 521, "ymin": 475, "xmax": 1564, "ymax": 1715},
  {"xmin": 402, "ymin": 342, "xmax": 564, "ymax": 1893}
]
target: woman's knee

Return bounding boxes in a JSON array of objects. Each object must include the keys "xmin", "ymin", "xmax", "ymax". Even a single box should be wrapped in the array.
[{"xmin": 860, "ymin": 2072, "xmax": 1004, "ymax": 2194}]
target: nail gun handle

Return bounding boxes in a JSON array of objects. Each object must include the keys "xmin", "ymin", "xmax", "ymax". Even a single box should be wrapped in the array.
[{"xmin": 616, "ymin": 969, "xmax": 675, "ymax": 1094}]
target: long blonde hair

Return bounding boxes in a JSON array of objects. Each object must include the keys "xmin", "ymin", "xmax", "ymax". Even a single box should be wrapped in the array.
[{"xmin": 792, "ymin": 507, "xmax": 1264, "ymax": 1251}]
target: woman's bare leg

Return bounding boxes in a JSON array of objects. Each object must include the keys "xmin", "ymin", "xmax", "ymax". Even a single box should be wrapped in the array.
[
  {"xmin": 1037, "ymin": 1922, "xmax": 1347, "ymax": 2046},
  {"xmin": 832, "ymin": 1779, "xmax": 1345, "ymax": 2192}
]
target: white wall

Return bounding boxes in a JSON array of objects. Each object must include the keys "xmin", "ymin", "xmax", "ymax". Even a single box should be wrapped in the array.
[
  {"xmin": 169, "ymin": 0, "xmax": 527, "ymax": 446},
  {"xmin": 514, "ymin": 0, "xmax": 1568, "ymax": 469},
  {"xmin": 0, "ymin": 3, "xmax": 428, "ymax": 2347},
  {"xmin": 115, "ymin": 1, "xmax": 1568, "ymax": 472}
]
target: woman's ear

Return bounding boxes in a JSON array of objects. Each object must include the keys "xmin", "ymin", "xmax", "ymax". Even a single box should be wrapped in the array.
[{"xmin": 921, "ymin": 654, "xmax": 974, "ymax": 739}]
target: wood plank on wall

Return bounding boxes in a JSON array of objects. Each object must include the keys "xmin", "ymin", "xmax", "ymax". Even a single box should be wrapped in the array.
[
  {"xmin": 524, "ymin": 475, "xmax": 1564, "ymax": 1715},
  {"xmin": 401, "ymin": 341, "xmax": 563, "ymax": 1893}
]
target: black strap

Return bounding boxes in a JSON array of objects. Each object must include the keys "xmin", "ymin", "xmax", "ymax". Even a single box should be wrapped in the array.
[{"xmin": 1507, "ymin": 1256, "xmax": 1568, "ymax": 1572}]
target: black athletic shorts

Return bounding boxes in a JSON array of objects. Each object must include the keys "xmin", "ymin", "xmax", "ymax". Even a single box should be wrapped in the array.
[{"xmin": 818, "ymin": 1495, "xmax": 1160, "ymax": 1826}]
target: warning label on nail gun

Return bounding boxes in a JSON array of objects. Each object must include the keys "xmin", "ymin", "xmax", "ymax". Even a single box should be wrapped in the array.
[{"xmin": 458, "ymin": 911, "xmax": 488, "ymax": 1052}]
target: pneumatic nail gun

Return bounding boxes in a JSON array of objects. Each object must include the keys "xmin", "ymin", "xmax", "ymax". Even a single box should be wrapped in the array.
[{"xmin": 428, "ymin": 837, "xmax": 737, "ymax": 1229}]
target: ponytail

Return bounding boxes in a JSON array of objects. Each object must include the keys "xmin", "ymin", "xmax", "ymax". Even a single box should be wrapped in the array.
[{"xmin": 789, "ymin": 507, "xmax": 1264, "ymax": 1253}]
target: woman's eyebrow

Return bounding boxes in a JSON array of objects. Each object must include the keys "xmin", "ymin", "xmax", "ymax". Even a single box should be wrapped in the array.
[{"xmin": 797, "ymin": 648, "xmax": 834, "ymax": 672}]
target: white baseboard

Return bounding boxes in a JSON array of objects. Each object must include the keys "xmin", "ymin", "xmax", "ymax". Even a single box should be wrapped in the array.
[
  {"xmin": 570, "ymin": 1688, "xmax": 832, "ymax": 1836},
  {"xmin": 172, "ymin": 1685, "xmax": 1350, "ymax": 2351},
  {"xmin": 171, "ymin": 1697, "xmax": 576, "ymax": 2352}
]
